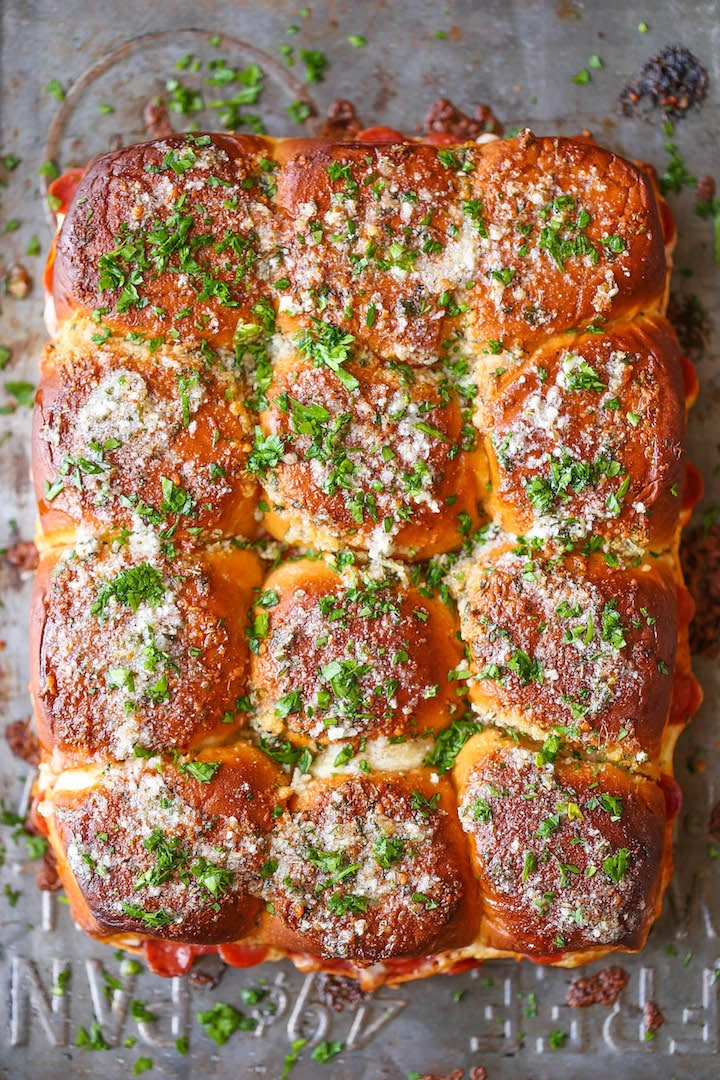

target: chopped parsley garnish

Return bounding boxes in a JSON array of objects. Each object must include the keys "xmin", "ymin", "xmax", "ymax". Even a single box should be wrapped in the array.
[
  {"xmin": 538, "ymin": 195, "xmax": 597, "ymax": 270},
  {"xmin": 247, "ymin": 428, "xmax": 286, "ymax": 476},
  {"xmin": 660, "ymin": 138, "xmax": 695, "ymax": 196},
  {"xmin": 190, "ymin": 857, "xmax": 234, "ymax": 897},
  {"xmin": 523, "ymin": 450, "xmax": 624, "ymax": 516},
  {"xmin": 299, "ymin": 48, "xmax": 328, "ymax": 84},
  {"xmin": 588, "ymin": 792, "xmax": 623, "ymax": 819},
  {"xmin": 306, "ymin": 846, "xmax": 360, "ymax": 888},
  {"xmin": 599, "ymin": 599, "xmax": 627, "ymax": 649},
  {"xmin": 91, "ymin": 563, "xmax": 166, "ymax": 618},
  {"xmin": 130, "ymin": 1000, "xmax": 158, "ymax": 1024},
  {"xmin": 412, "ymin": 892, "xmax": 439, "ymax": 909},
  {"xmin": 437, "ymin": 149, "xmax": 475, "ymax": 173},
  {"xmin": 471, "ymin": 797, "xmax": 493, "ymax": 822},
  {"xmin": 76, "ymin": 1021, "xmax": 110, "ymax": 1050},
  {"xmin": 326, "ymin": 891, "xmax": 370, "ymax": 916},
  {"xmin": 44, "ymin": 78, "xmax": 65, "ymax": 101},
  {"xmin": 287, "ymin": 100, "xmax": 311, "ymax": 123},
  {"xmin": 462, "ymin": 198, "xmax": 488, "ymax": 238},
  {"xmin": 312, "ymin": 1040, "xmax": 344, "ymax": 1063},
  {"xmin": 4, "ymin": 380, "xmax": 35, "ymax": 408},
  {"xmin": 196, "ymin": 1002, "xmax": 257, "ymax": 1045},
  {"xmin": 160, "ymin": 476, "xmax": 194, "ymax": 516},
  {"xmin": 602, "ymin": 847, "xmax": 629, "ymax": 883},
  {"xmin": 424, "ymin": 717, "xmax": 482, "ymax": 774},
  {"xmin": 601, "ymin": 234, "xmax": 626, "ymax": 254},
  {"xmin": 120, "ymin": 903, "xmax": 177, "ymax": 929},
  {"xmin": 410, "ymin": 790, "xmax": 441, "ymax": 815},
  {"xmin": 373, "ymin": 835, "xmax": 406, "ymax": 868},
  {"xmin": 296, "ymin": 320, "xmax": 358, "ymax": 391},
  {"xmin": 507, "ymin": 649, "xmax": 544, "ymax": 685},
  {"xmin": 259, "ymin": 736, "xmax": 313, "ymax": 773},
  {"xmin": 326, "ymin": 160, "xmax": 359, "ymax": 194},
  {"xmin": 563, "ymin": 357, "xmax": 606, "ymax": 392},
  {"xmin": 535, "ymin": 732, "xmax": 563, "ymax": 767},
  {"xmin": 178, "ymin": 760, "xmax": 221, "ymax": 783},
  {"xmin": 162, "ymin": 147, "xmax": 197, "ymax": 174}
]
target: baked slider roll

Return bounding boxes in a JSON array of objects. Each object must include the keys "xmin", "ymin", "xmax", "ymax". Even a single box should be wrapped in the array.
[
  {"xmin": 255, "ymin": 346, "xmax": 484, "ymax": 558},
  {"xmin": 456, "ymin": 542, "xmax": 678, "ymax": 769},
  {"xmin": 38, "ymin": 744, "xmax": 286, "ymax": 944},
  {"xmin": 275, "ymin": 140, "xmax": 469, "ymax": 363},
  {"xmin": 478, "ymin": 316, "xmax": 689, "ymax": 551},
  {"xmin": 455, "ymin": 730, "xmax": 671, "ymax": 961},
  {"xmin": 28, "ymin": 128, "xmax": 698, "ymax": 984},
  {"xmin": 262, "ymin": 772, "xmax": 478, "ymax": 963},
  {"xmin": 455, "ymin": 133, "xmax": 669, "ymax": 351},
  {"xmin": 33, "ymin": 319, "xmax": 258, "ymax": 546},
  {"xmin": 31, "ymin": 532, "xmax": 263, "ymax": 765},
  {"xmin": 249, "ymin": 556, "xmax": 466, "ymax": 745},
  {"xmin": 51, "ymin": 132, "xmax": 281, "ymax": 348}
]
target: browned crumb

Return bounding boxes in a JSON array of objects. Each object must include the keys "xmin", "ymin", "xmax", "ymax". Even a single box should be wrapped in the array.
[
  {"xmin": 680, "ymin": 523, "xmax": 720, "ymax": 657},
  {"xmin": 418, "ymin": 1071, "xmax": 465, "ymax": 1080},
  {"xmin": 418, "ymin": 1070, "xmax": 486, "ymax": 1080},
  {"xmin": 316, "ymin": 973, "xmax": 368, "ymax": 1012},
  {"xmin": 619, "ymin": 45, "xmax": 709, "ymax": 120},
  {"xmin": 4, "ymin": 263, "xmax": 32, "ymax": 299},
  {"xmin": 566, "ymin": 966, "xmax": 629, "ymax": 1007},
  {"xmin": 319, "ymin": 99, "xmax": 362, "ymax": 140},
  {"xmin": 4, "ymin": 540, "xmax": 39, "ymax": 573},
  {"xmin": 709, "ymin": 799, "xmax": 720, "ymax": 839},
  {"xmin": 35, "ymin": 844, "xmax": 62, "ymax": 892},
  {"xmin": 424, "ymin": 97, "xmax": 504, "ymax": 139},
  {"xmin": 644, "ymin": 1000, "xmax": 665, "ymax": 1034},
  {"xmin": 668, "ymin": 292, "xmax": 711, "ymax": 359},
  {"xmin": 4, "ymin": 718, "xmax": 40, "ymax": 766},
  {"xmin": 189, "ymin": 964, "xmax": 226, "ymax": 991},
  {"xmin": 696, "ymin": 175, "xmax": 716, "ymax": 204},
  {"xmin": 144, "ymin": 98, "xmax": 174, "ymax": 139}
]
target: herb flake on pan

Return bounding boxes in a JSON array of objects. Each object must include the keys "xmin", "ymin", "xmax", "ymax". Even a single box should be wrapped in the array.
[{"xmin": 196, "ymin": 1002, "xmax": 257, "ymax": 1045}]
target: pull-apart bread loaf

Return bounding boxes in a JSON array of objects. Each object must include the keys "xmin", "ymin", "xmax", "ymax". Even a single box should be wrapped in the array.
[{"xmin": 30, "ymin": 127, "xmax": 700, "ymax": 986}]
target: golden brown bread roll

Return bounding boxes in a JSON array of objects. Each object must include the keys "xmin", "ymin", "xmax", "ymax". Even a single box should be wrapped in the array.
[
  {"xmin": 33, "ymin": 317, "xmax": 259, "ymax": 544},
  {"xmin": 51, "ymin": 133, "xmax": 280, "ymax": 348},
  {"xmin": 455, "ymin": 539, "xmax": 679, "ymax": 769},
  {"xmin": 274, "ymin": 139, "xmax": 464, "ymax": 361},
  {"xmin": 249, "ymin": 556, "xmax": 466, "ymax": 745},
  {"xmin": 477, "ymin": 316, "xmax": 690, "ymax": 551},
  {"xmin": 31, "ymin": 533, "xmax": 262, "ymax": 765},
  {"xmin": 30, "ymin": 126, "xmax": 700, "ymax": 984},
  {"xmin": 455, "ymin": 729, "xmax": 671, "ymax": 960},
  {"xmin": 38, "ymin": 743, "xmax": 286, "ymax": 944},
  {"xmin": 256, "ymin": 347, "xmax": 485, "ymax": 558},
  {"xmin": 456, "ymin": 133, "xmax": 670, "ymax": 350},
  {"xmin": 261, "ymin": 772, "xmax": 479, "ymax": 963}
]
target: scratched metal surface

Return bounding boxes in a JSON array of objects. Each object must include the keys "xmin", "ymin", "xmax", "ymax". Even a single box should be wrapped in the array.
[{"xmin": 0, "ymin": 1, "xmax": 719, "ymax": 1077}]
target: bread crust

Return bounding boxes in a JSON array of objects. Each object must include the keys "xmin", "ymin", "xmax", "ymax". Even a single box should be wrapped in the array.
[
  {"xmin": 479, "ymin": 316, "xmax": 688, "ymax": 550},
  {"xmin": 31, "ymin": 537, "xmax": 262, "ymax": 765},
  {"xmin": 250, "ymin": 557, "xmax": 466, "ymax": 744},
  {"xmin": 455, "ymin": 729, "xmax": 670, "ymax": 958},
  {"xmin": 38, "ymin": 744, "xmax": 286, "ymax": 943},
  {"xmin": 457, "ymin": 541, "xmax": 679, "ymax": 767}
]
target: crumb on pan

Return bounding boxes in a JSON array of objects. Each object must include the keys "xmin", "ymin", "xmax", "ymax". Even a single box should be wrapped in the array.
[
  {"xmin": 566, "ymin": 965, "xmax": 629, "ymax": 1007},
  {"xmin": 618, "ymin": 45, "xmax": 709, "ymax": 119}
]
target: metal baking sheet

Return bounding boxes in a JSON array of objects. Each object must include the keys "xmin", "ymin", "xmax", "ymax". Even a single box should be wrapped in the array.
[{"xmin": 1, "ymin": 1, "xmax": 718, "ymax": 1077}]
